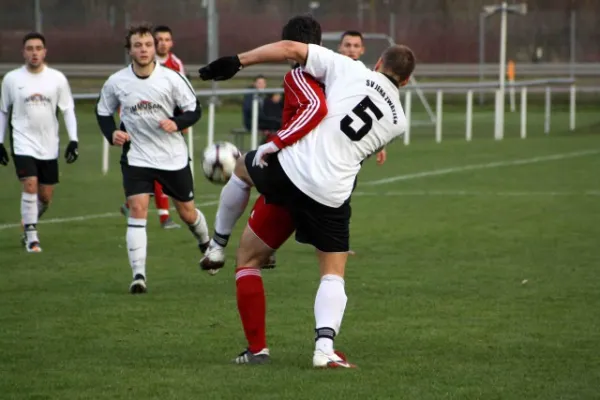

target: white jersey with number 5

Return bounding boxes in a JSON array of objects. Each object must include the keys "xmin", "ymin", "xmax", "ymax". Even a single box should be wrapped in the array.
[
  {"xmin": 0, "ymin": 65, "xmax": 74, "ymax": 160},
  {"xmin": 277, "ymin": 44, "xmax": 407, "ymax": 208}
]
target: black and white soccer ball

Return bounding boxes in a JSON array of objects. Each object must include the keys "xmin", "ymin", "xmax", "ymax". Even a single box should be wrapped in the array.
[{"xmin": 201, "ymin": 141, "xmax": 241, "ymax": 184}]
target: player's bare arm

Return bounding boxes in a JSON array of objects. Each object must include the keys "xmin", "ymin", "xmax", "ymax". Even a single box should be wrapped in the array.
[
  {"xmin": 239, "ymin": 41, "xmax": 308, "ymax": 67},
  {"xmin": 199, "ymin": 41, "xmax": 309, "ymax": 81}
]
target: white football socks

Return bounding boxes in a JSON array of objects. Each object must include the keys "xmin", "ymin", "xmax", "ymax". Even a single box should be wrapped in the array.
[
  {"xmin": 188, "ymin": 208, "xmax": 210, "ymax": 245},
  {"xmin": 127, "ymin": 218, "xmax": 147, "ymax": 279},
  {"xmin": 314, "ymin": 274, "xmax": 348, "ymax": 355},
  {"xmin": 21, "ymin": 192, "xmax": 39, "ymax": 243},
  {"xmin": 212, "ymin": 173, "xmax": 250, "ymax": 247}
]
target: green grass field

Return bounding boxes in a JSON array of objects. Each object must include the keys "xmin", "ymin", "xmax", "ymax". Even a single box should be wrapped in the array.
[{"xmin": 1, "ymin": 104, "xmax": 600, "ymax": 399}]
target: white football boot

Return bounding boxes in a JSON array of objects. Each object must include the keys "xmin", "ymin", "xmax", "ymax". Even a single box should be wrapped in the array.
[
  {"xmin": 199, "ymin": 240, "xmax": 226, "ymax": 275},
  {"xmin": 26, "ymin": 241, "xmax": 43, "ymax": 253},
  {"xmin": 313, "ymin": 350, "xmax": 356, "ymax": 369}
]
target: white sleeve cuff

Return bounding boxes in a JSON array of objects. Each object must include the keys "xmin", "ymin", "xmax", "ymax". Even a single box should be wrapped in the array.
[{"xmin": 63, "ymin": 108, "xmax": 78, "ymax": 142}]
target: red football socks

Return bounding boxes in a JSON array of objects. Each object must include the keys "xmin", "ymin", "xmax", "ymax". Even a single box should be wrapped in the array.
[
  {"xmin": 154, "ymin": 181, "xmax": 170, "ymax": 223},
  {"xmin": 235, "ymin": 267, "xmax": 267, "ymax": 353}
]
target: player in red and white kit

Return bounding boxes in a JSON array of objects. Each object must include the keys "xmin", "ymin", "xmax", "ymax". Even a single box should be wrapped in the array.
[
  {"xmin": 200, "ymin": 16, "xmax": 327, "ymax": 274},
  {"xmin": 154, "ymin": 25, "xmax": 186, "ymax": 75},
  {"xmin": 119, "ymin": 25, "xmax": 185, "ymax": 229}
]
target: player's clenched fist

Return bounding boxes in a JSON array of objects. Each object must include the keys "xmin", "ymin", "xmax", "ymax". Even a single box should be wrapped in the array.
[
  {"xmin": 198, "ymin": 55, "xmax": 242, "ymax": 81},
  {"xmin": 112, "ymin": 130, "xmax": 130, "ymax": 146},
  {"xmin": 159, "ymin": 119, "xmax": 178, "ymax": 133}
]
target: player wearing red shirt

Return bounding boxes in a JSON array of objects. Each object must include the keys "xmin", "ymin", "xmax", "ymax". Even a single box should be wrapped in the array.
[
  {"xmin": 245, "ymin": 67, "xmax": 326, "ymax": 251},
  {"xmin": 200, "ymin": 17, "xmax": 327, "ymax": 273},
  {"xmin": 120, "ymin": 25, "xmax": 186, "ymax": 229}
]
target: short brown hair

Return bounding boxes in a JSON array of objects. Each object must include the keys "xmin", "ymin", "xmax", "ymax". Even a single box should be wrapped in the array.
[
  {"xmin": 125, "ymin": 23, "xmax": 157, "ymax": 50},
  {"xmin": 381, "ymin": 45, "xmax": 415, "ymax": 83},
  {"xmin": 153, "ymin": 25, "xmax": 173, "ymax": 36},
  {"xmin": 341, "ymin": 30, "xmax": 363, "ymax": 43},
  {"xmin": 23, "ymin": 32, "xmax": 46, "ymax": 47}
]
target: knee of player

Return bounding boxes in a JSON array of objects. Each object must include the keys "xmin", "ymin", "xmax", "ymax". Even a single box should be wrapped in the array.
[
  {"xmin": 316, "ymin": 251, "xmax": 348, "ymax": 278},
  {"xmin": 236, "ymin": 247, "xmax": 270, "ymax": 269},
  {"xmin": 21, "ymin": 177, "xmax": 38, "ymax": 193},
  {"xmin": 128, "ymin": 201, "xmax": 148, "ymax": 217},
  {"xmin": 177, "ymin": 207, "xmax": 197, "ymax": 225},
  {"xmin": 172, "ymin": 200, "xmax": 198, "ymax": 225}
]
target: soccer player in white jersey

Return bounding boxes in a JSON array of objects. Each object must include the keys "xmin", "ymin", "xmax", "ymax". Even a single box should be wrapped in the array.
[
  {"xmin": 338, "ymin": 30, "xmax": 387, "ymax": 165},
  {"xmin": 119, "ymin": 24, "xmax": 186, "ymax": 229},
  {"xmin": 200, "ymin": 40, "xmax": 415, "ymax": 367},
  {"xmin": 95, "ymin": 23, "xmax": 209, "ymax": 294},
  {"xmin": 0, "ymin": 32, "xmax": 79, "ymax": 253}
]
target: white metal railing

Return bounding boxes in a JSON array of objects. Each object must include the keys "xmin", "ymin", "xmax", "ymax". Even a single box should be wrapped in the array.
[
  {"xmin": 4, "ymin": 62, "xmax": 600, "ymax": 78},
  {"xmin": 90, "ymin": 78, "xmax": 582, "ymax": 176}
]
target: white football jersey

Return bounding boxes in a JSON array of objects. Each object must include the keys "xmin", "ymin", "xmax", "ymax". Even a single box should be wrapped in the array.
[
  {"xmin": 0, "ymin": 65, "xmax": 74, "ymax": 160},
  {"xmin": 96, "ymin": 63, "xmax": 197, "ymax": 170},
  {"xmin": 354, "ymin": 59, "xmax": 367, "ymax": 68},
  {"xmin": 278, "ymin": 44, "xmax": 407, "ymax": 208}
]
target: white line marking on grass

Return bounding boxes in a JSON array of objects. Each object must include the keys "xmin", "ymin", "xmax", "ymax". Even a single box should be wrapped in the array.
[
  {"xmin": 364, "ymin": 149, "xmax": 600, "ymax": 186},
  {"xmin": 0, "ymin": 200, "xmax": 219, "ymax": 231},
  {"xmin": 353, "ymin": 190, "xmax": 600, "ymax": 197},
  {"xmin": 2, "ymin": 148, "xmax": 598, "ymax": 231},
  {"xmin": 3, "ymin": 190, "xmax": 599, "ymax": 231}
]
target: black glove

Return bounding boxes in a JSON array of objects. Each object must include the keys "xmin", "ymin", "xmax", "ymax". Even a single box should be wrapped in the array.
[
  {"xmin": 65, "ymin": 141, "xmax": 79, "ymax": 164},
  {"xmin": 0, "ymin": 143, "xmax": 9, "ymax": 166},
  {"xmin": 198, "ymin": 55, "xmax": 242, "ymax": 81}
]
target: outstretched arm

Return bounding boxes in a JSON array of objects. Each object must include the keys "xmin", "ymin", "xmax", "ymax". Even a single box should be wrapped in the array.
[
  {"xmin": 199, "ymin": 41, "xmax": 309, "ymax": 81},
  {"xmin": 200, "ymin": 41, "xmax": 350, "ymax": 92},
  {"xmin": 238, "ymin": 41, "xmax": 308, "ymax": 67}
]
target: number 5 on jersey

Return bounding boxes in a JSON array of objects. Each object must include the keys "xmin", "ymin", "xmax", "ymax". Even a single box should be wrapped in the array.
[{"xmin": 340, "ymin": 96, "xmax": 384, "ymax": 141}]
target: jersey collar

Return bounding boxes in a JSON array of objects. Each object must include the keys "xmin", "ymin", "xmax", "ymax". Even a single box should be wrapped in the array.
[
  {"xmin": 381, "ymin": 72, "xmax": 399, "ymax": 88},
  {"xmin": 130, "ymin": 61, "xmax": 158, "ymax": 80}
]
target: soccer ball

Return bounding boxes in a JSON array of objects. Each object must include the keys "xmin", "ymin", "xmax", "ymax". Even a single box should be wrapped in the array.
[{"xmin": 201, "ymin": 141, "xmax": 242, "ymax": 184}]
